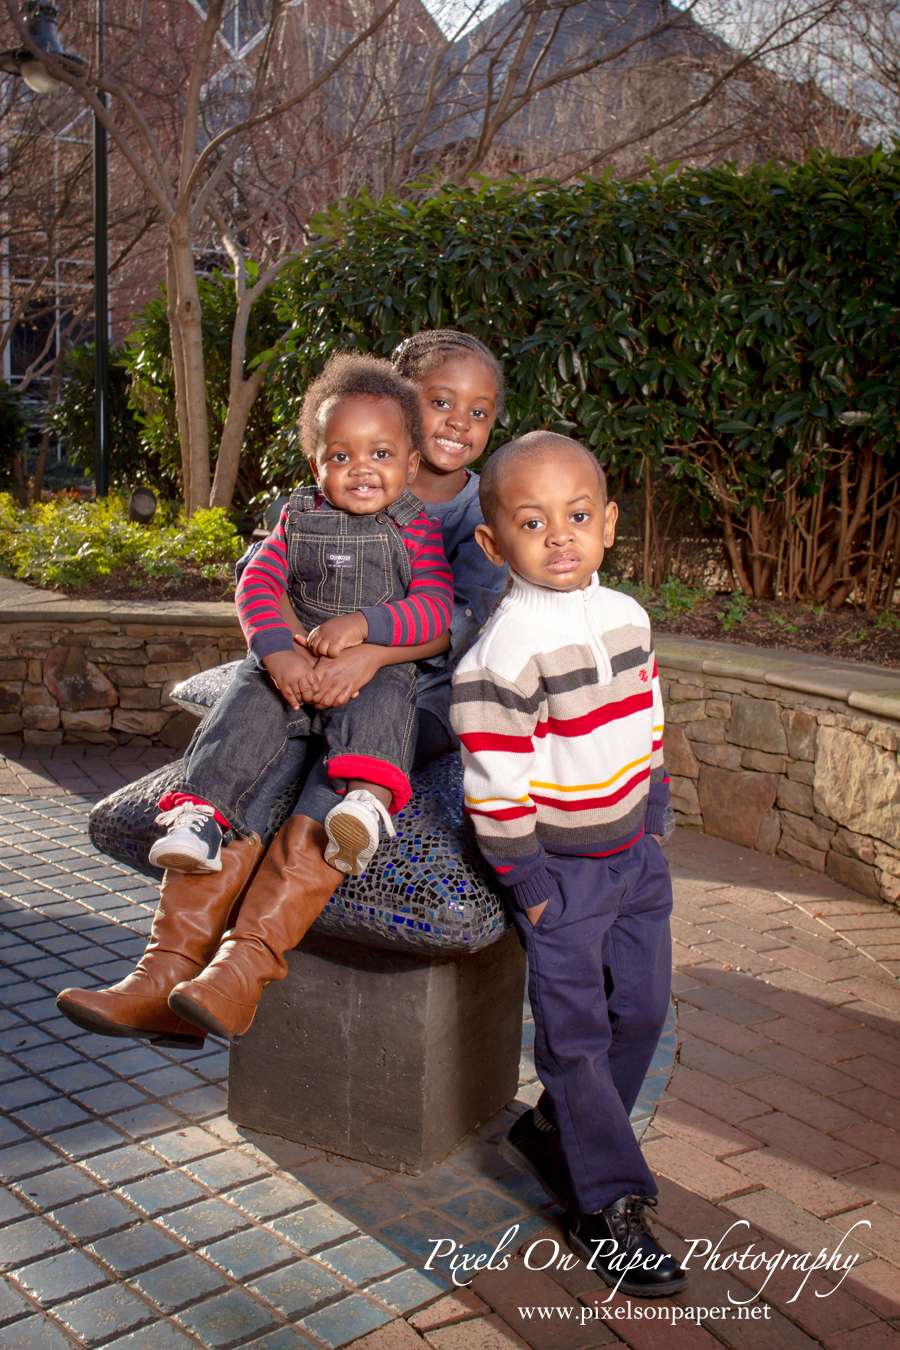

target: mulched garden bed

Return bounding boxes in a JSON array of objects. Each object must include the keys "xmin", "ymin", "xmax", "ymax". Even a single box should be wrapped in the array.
[
  {"xmin": 63, "ymin": 566, "xmax": 236, "ymax": 604},
  {"xmin": 653, "ymin": 594, "xmax": 900, "ymax": 670},
  {"xmin": 57, "ymin": 569, "xmax": 900, "ymax": 669}
]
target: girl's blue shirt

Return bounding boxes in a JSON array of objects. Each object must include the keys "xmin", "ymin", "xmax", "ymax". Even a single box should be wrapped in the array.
[{"xmin": 416, "ymin": 470, "xmax": 507, "ymax": 736}]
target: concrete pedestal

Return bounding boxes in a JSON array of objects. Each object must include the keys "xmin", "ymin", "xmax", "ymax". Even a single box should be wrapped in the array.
[{"xmin": 227, "ymin": 930, "xmax": 527, "ymax": 1173}]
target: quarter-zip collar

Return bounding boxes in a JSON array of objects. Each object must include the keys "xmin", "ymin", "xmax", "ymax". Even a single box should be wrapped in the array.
[{"xmin": 502, "ymin": 570, "xmax": 612, "ymax": 684}]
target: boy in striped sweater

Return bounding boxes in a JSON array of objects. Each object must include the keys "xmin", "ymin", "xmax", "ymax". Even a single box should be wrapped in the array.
[{"xmin": 450, "ymin": 432, "xmax": 687, "ymax": 1298}]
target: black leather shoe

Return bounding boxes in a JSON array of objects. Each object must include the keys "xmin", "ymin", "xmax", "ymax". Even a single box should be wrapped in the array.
[
  {"xmin": 568, "ymin": 1195, "xmax": 688, "ymax": 1297},
  {"xmin": 498, "ymin": 1108, "xmax": 576, "ymax": 1207}
]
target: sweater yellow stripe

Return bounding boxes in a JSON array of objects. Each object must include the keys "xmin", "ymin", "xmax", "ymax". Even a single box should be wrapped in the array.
[
  {"xmin": 465, "ymin": 792, "xmax": 532, "ymax": 805},
  {"xmin": 529, "ymin": 752, "xmax": 650, "ymax": 792}
]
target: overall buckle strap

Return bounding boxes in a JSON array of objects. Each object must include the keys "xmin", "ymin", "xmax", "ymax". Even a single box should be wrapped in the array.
[
  {"xmin": 384, "ymin": 490, "xmax": 426, "ymax": 528},
  {"xmin": 286, "ymin": 486, "xmax": 319, "ymax": 523}
]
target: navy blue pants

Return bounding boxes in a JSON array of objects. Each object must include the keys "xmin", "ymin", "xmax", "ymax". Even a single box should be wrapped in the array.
[{"xmin": 509, "ymin": 835, "xmax": 673, "ymax": 1214}]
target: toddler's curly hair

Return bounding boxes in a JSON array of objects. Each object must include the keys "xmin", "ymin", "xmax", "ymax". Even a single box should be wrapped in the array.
[{"xmin": 300, "ymin": 352, "xmax": 425, "ymax": 460}]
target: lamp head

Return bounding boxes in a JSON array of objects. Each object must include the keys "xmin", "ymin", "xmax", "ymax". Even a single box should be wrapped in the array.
[
  {"xmin": 128, "ymin": 489, "xmax": 158, "ymax": 525},
  {"xmin": 0, "ymin": 1, "xmax": 85, "ymax": 92},
  {"xmin": 19, "ymin": 56, "xmax": 60, "ymax": 91}
]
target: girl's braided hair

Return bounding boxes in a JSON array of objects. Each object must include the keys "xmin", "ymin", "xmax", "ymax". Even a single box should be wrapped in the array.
[
  {"xmin": 300, "ymin": 352, "xmax": 425, "ymax": 459},
  {"xmin": 391, "ymin": 329, "xmax": 505, "ymax": 413}
]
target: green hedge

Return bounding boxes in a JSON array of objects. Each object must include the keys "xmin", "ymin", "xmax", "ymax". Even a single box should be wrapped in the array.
[
  {"xmin": 50, "ymin": 345, "xmax": 180, "ymax": 497},
  {"xmin": 0, "ymin": 381, "xmax": 26, "ymax": 489},
  {"xmin": 126, "ymin": 150, "xmax": 900, "ymax": 605},
  {"xmin": 284, "ymin": 154, "xmax": 900, "ymax": 604}
]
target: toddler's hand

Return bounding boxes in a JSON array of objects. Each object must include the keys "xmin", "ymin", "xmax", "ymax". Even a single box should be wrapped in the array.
[
  {"xmin": 261, "ymin": 648, "xmax": 318, "ymax": 710},
  {"xmin": 310, "ymin": 645, "xmax": 383, "ymax": 709},
  {"xmin": 306, "ymin": 612, "xmax": 369, "ymax": 657}
]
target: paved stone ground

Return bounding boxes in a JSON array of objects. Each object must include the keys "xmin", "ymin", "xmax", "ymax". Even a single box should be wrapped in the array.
[{"xmin": 1, "ymin": 746, "xmax": 900, "ymax": 1350}]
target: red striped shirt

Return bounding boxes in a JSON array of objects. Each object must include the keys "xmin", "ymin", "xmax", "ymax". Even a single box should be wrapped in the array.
[{"xmin": 236, "ymin": 500, "xmax": 453, "ymax": 658}]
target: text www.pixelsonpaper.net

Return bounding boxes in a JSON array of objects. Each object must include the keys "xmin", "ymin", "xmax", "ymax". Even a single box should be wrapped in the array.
[{"xmin": 517, "ymin": 1304, "xmax": 774, "ymax": 1323}]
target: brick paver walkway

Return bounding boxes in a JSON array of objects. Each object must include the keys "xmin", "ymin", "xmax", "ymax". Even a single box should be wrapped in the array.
[{"xmin": 1, "ymin": 748, "xmax": 899, "ymax": 1350}]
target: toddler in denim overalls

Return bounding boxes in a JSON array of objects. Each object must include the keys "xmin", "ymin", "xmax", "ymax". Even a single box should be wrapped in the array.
[{"xmin": 58, "ymin": 354, "xmax": 453, "ymax": 1047}]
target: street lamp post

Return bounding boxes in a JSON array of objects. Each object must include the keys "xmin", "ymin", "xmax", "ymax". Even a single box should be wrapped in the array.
[
  {"xmin": 93, "ymin": 0, "xmax": 108, "ymax": 497},
  {"xmin": 1, "ymin": 0, "xmax": 109, "ymax": 498}
]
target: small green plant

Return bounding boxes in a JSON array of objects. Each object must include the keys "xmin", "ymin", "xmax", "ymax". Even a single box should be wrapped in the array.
[
  {"xmin": 650, "ymin": 577, "xmax": 706, "ymax": 622},
  {"xmin": 143, "ymin": 556, "xmax": 180, "ymax": 580},
  {"xmin": 769, "ymin": 612, "xmax": 799, "ymax": 634},
  {"xmin": 600, "ymin": 573, "xmax": 653, "ymax": 606},
  {"xmin": 832, "ymin": 628, "xmax": 868, "ymax": 647},
  {"xmin": 873, "ymin": 611, "xmax": 900, "ymax": 633},
  {"xmin": 716, "ymin": 592, "xmax": 749, "ymax": 632},
  {"xmin": 803, "ymin": 600, "xmax": 826, "ymax": 619},
  {"xmin": 200, "ymin": 563, "xmax": 228, "ymax": 583},
  {"xmin": 0, "ymin": 493, "xmax": 242, "ymax": 590}
]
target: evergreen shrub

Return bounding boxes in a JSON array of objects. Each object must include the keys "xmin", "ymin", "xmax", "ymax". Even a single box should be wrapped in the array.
[
  {"xmin": 269, "ymin": 151, "xmax": 900, "ymax": 607},
  {"xmin": 0, "ymin": 494, "xmax": 242, "ymax": 591}
]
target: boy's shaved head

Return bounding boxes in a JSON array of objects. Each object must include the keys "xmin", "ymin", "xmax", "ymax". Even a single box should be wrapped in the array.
[{"xmin": 479, "ymin": 431, "xmax": 606, "ymax": 525}]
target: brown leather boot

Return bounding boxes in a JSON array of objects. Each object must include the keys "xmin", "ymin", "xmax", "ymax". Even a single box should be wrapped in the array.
[
  {"xmin": 56, "ymin": 834, "xmax": 263, "ymax": 1048},
  {"xmin": 168, "ymin": 815, "xmax": 342, "ymax": 1042}
]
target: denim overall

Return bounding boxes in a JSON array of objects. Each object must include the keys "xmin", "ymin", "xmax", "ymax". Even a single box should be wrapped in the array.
[{"xmin": 178, "ymin": 489, "xmax": 423, "ymax": 836}]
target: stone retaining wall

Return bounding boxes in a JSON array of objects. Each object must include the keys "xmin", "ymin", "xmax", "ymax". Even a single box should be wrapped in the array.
[
  {"xmin": 657, "ymin": 635, "xmax": 900, "ymax": 912},
  {"xmin": 2, "ymin": 593, "xmax": 899, "ymax": 912},
  {"xmin": 0, "ymin": 602, "xmax": 243, "ymax": 750}
]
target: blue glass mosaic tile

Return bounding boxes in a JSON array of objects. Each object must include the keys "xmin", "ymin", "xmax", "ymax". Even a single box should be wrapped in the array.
[{"xmin": 89, "ymin": 733, "xmax": 509, "ymax": 954}]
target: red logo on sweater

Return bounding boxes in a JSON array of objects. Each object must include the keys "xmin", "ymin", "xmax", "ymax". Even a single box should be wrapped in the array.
[{"xmin": 639, "ymin": 669, "xmax": 649, "ymax": 682}]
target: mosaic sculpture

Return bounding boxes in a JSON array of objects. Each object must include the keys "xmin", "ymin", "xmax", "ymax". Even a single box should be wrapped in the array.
[{"xmin": 88, "ymin": 664, "xmax": 509, "ymax": 954}]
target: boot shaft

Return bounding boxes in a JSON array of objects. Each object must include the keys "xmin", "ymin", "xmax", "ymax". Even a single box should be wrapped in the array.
[{"xmin": 143, "ymin": 832, "xmax": 263, "ymax": 969}]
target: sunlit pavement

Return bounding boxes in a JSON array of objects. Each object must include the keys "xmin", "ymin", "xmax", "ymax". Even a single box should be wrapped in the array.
[{"xmin": 1, "ymin": 746, "xmax": 899, "ymax": 1350}]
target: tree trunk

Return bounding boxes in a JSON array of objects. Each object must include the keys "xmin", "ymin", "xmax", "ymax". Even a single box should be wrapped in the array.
[
  {"xmin": 11, "ymin": 451, "xmax": 29, "ymax": 506},
  {"xmin": 209, "ymin": 281, "xmax": 270, "ymax": 511},
  {"xmin": 166, "ymin": 242, "xmax": 195, "ymax": 516},
  {"xmin": 168, "ymin": 220, "xmax": 211, "ymax": 514},
  {"xmin": 211, "ymin": 366, "xmax": 268, "ymax": 510}
]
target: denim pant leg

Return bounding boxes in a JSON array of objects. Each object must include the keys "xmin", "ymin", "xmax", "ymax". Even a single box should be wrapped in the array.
[
  {"xmin": 318, "ymin": 662, "xmax": 418, "ymax": 810},
  {"xmin": 291, "ymin": 754, "xmax": 342, "ymax": 826},
  {"xmin": 178, "ymin": 654, "xmax": 315, "ymax": 838},
  {"xmin": 510, "ymin": 838, "xmax": 672, "ymax": 1214}
]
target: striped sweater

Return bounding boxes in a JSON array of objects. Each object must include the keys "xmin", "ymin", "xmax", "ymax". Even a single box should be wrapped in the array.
[
  {"xmin": 236, "ymin": 494, "xmax": 454, "ymax": 659},
  {"xmin": 449, "ymin": 572, "xmax": 670, "ymax": 910}
]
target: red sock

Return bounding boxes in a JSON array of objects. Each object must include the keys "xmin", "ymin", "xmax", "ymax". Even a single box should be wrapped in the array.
[{"xmin": 157, "ymin": 792, "xmax": 231, "ymax": 831}]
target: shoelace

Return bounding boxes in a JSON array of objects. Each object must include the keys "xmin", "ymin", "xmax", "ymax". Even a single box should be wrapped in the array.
[
  {"xmin": 616, "ymin": 1195, "xmax": 658, "ymax": 1244},
  {"xmin": 361, "ymin": 793, "xmax": 397, "ymax": 841},
  {"xmin": 154, "ymin": 802, "xmax": 217, "ymax": 831}
]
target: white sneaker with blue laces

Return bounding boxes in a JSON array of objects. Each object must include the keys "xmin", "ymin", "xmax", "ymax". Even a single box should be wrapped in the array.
[
  {"xmin": 148, "ymin": 802, "xmax": 224, "ymax": 874},
  {"xmin": 324, "ymin": 790, "xmax": 396, "ymax": 877}
]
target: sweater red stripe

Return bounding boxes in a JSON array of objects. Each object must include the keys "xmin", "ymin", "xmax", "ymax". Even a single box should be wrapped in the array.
[
  {"xmin": 533, "ymin": 689, "xmax": 654, "ymax": 739},
  {"xmin": 459, "ymin": 731, "xmax": 537, "ymax": 755},
  {"xmin": 468, "ymin": 802, "xmax": 537, "ymax": 822}
]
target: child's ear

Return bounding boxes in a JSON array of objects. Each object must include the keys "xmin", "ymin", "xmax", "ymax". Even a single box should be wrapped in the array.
[
  {"xmin": 475, "ymin": 522, "xmax": 505, "ymax": 567},
  {"xmin": 407, "ymin": 450, "xmax": 420, "ymax": 482},
  {"xmin": 604, "ymin": 499, "xmax": 618, "ymax": 546},
  {"xmin": 307, "ymin": 454, "xmax": 320, "ymax": 484}
]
